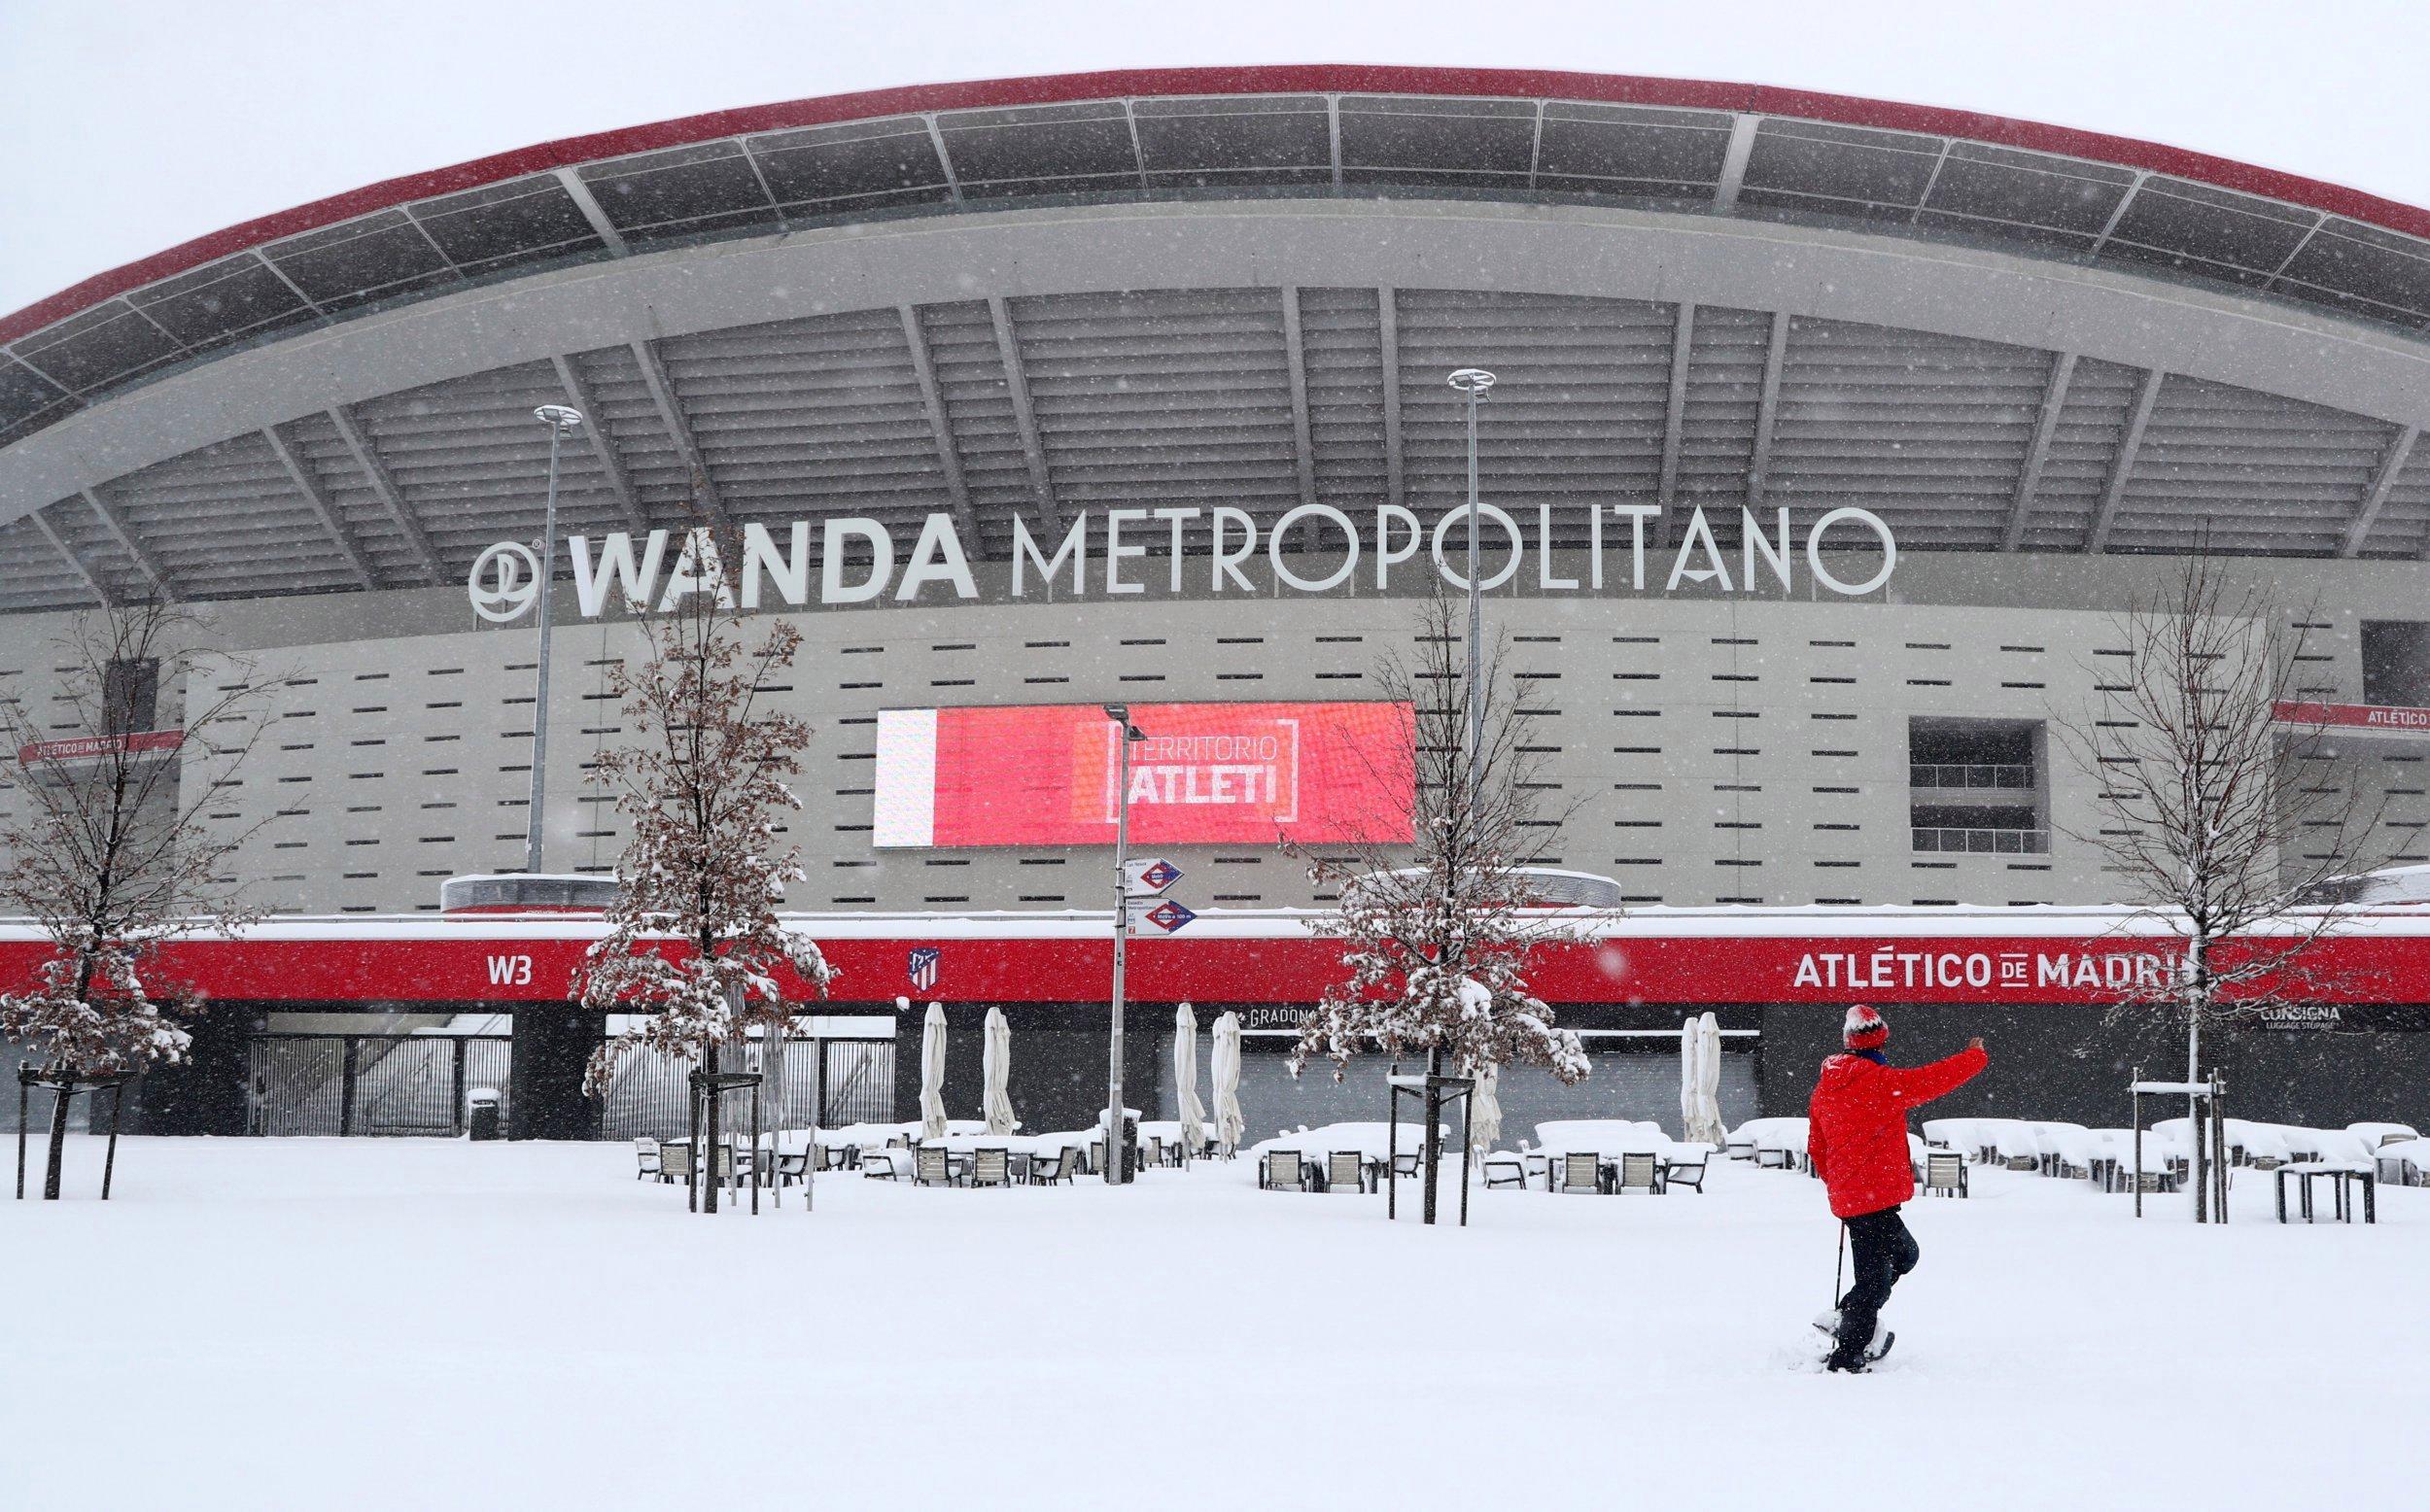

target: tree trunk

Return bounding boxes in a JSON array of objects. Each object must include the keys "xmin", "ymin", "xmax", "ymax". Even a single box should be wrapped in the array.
[
  {"xmin": 1421, "ymin": 1044, "xmax": 1442, "ymax": 1225},
  {"xmin": 2187, "ymin": 937, "xmax": 2207, "ymax": 1222},
  {"xmin": 42, "ymin": 1077, "xmax": 74, "ymax": 1201},
  {"xmin": 702, "ymin": 1040, "xmax": 721, "ymax": 1216}
]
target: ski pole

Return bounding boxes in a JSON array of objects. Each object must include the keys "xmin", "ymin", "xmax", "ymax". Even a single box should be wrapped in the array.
[{"xmin": 1832, "ymin": 1221, "xmax": 1847, "ymax": 1309}]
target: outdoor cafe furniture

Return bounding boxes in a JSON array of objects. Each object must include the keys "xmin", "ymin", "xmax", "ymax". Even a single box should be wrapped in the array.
[
  {"xmin": 1320, "ymin": 1151, "xmax": 1369, "ymax": 1193},
  {"xmin": 1920, "ymin": 1151, "xmax": 1970, "ymax": 1198},
  {"xmin": 1480, "ymin": 1153, "xmax": 1527, "ymax": 1188},
  {"xmin": 634, "ymin": 1137, "xmax": 668, "ymax": 1182},
  {"xmin": 1556, "ymin": 1152, "xmax": 1604, "ymax": 1194},
  {"xmin": 1660, "ymin": 1144, "xmax": 1713, "ymax": 1192},
  {"xmin": 1612, "ymin": 1151, "xmax": 1667, "ymax": 1194},
  {"xmin": 859, "ymin": 1148, "xmax": 914, "ymax": 1181},
  {"xmin": 1260, "ymin": 1149, "xmax": 1312, "ymax": 1191},
  {"xmin": 2274, "ymin": 1161, "xmax": 2376, "ymax": 1224}
]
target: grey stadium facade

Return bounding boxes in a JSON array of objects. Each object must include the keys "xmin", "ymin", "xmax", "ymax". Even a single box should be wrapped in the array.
[{"xmin": 8, "ymin": 66, "xmax": 2430, "ymax": 1139}]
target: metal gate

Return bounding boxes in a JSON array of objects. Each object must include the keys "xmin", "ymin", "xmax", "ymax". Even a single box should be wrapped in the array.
[
  {"xmin": 249, "ymin": 1032, "xmax": 887, "ymax": 1138},
  {"xmin": 596, "ymin": 1037, "xmax": 894, "ymax": 1140},
  {"xmin": 248, "ymin": 1035, "xmax": 510, "ymax": 1137}
]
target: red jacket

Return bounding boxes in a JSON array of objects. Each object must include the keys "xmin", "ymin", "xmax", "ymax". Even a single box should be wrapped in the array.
[{"xmin": 1807, "ymin": 1047, "xmax": 1988, "ymax": 1219}]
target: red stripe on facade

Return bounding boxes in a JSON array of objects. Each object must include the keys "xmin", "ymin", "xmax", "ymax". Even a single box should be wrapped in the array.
[
  {"xmin": 7, "ymin": 65, "xmax": 2425, "ymax": 349},
  {"xmin": 0, "ymin": 930, "xmax": 2419, "ymax": 1009}
]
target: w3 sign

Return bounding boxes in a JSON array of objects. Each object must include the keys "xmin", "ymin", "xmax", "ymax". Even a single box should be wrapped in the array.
[{"xmin": 486, "ymin": 954, "xmax": 535, "ymax": 987}]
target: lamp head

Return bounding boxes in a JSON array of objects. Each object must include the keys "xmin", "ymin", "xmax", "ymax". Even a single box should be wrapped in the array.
[
  {"xmin": 534, "ymin": 404, "xmax": 585, "ymax": 432},
  {"xmin": 1102, "ymin": 704, "xmax": 1128, "ymax": 723},
  {"xmin": 1446, "ymin": 367, "xmax": 1497, "ymax": 395}
]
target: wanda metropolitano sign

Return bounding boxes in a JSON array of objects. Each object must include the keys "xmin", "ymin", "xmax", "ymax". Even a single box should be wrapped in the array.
[{"xmin": 465, "ymin": 503, "xmax": 1900, "ymax": 622}]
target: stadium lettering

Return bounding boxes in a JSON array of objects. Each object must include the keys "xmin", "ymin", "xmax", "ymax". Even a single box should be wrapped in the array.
[{"xmin": 538, "ymin": 503, "xmax": 1895, "ymax": 621}]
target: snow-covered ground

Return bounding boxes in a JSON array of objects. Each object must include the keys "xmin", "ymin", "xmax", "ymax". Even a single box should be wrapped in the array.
[{"xmin": 4, "ymin": 1137, "xmax": 2424, "ymax": 1510}]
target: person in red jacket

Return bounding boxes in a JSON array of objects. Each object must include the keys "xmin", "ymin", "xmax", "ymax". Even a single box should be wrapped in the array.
[{"xmin": 1807, "ymin": 1004, "xmax": 1988, "ymax": 1373}]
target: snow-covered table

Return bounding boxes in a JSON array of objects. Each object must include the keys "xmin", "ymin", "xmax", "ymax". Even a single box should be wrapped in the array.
[
  {"xmin": 2274, "ymin": 1162, "xmax": 2375, "ymax": 1223},
  {"xmin": 1522, "ymin": 1122, "xmax": 1716, "ymax": 1191}
]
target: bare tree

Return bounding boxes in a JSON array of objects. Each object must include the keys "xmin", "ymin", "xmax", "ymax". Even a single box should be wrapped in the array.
[
  {"xmin": 573, "ymin": 537, "xmax": 834, "ymax": 1213},
  {"xmin": 2056, "ymin": 549, "xmax": 2386, "ymax": 1217},
  {"xmin": 0, "ymin": 601, "xmax": 286, "ymax": 1198},
  {"xmin": 1287, "ymin": 590, "xmax": 1589, "ymax": 1220}
]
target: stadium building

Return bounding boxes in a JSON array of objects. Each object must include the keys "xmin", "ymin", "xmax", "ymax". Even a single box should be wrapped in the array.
[{"xmin": 6, "ymin": 66, "xmax": 2430, "ymax": 1142}]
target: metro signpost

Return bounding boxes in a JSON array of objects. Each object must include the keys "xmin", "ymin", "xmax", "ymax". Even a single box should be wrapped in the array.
[{"xmin": 1102, "ymin": 706, "xmax": 1147, "ymax": 1184}]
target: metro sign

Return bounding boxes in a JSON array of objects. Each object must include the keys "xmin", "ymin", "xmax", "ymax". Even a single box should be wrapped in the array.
[
  {"xmin": 1137, "ymin": 900, "xmax": 1197, "ymax": 934},
  {"xmin": 1127, "ymin": 858, "xmax": 1183, "ymax": 894}
]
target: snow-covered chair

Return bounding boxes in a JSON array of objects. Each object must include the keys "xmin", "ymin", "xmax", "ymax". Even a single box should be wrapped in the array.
[
  {"xmin": 2223, "ymin": 1120, "xmax": 2294, "ymax": 1169},
  {"xmin": 2087, "ymin": 1129, "xmax": 2137, "ymax": 1190},
  {"xmin": 1259, "ymin": 1149, "xmax": 1311, "ymax": 1191},
  {"xmin": 2031, "ymin": 1123, "xmax": 2097, "ymax": 1180},
  {"xmin": 1614, "ymin": 1151, "xmax": 1666, "ymax": 1194},
  {"xmin": 2348, "ymin": 1121, "xmax": 2419, "ymax": 1149},
  {"xmin": 1664, "ymin": 1142, "xmax": 1714, "ymax": 1192},
  {"xmin": 1920, "ymin": 1118, "xmax": 1984, "ymax": 1158},
  {"xmin": 1983, "ymin": 1121, "xmax": 2043, "ymax": 1171},
  {"xmin": 1731, "ymin": 1117, "xmax": 1809, "ymax": 1171},
  {"xmin": 1557, "ymin": 1152, "xmax": 1604, "ymax": 1194},
  {"xmin": 1921, "ymin": 1150, "xmax": 1968, "ymax": 1197},
  {"xmin": 2374, "ymin": 1138, "xmax": 2430, "ymax": 1187},
  {"xmin": 1481, "ymin": 1152, "xmax": 1527, "ymax": 1188}
]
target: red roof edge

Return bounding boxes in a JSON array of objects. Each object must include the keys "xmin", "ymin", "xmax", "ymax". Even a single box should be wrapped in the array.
[{"xmin": 8, "ymin": 63, "xmax": 2427, "ymax": 351}]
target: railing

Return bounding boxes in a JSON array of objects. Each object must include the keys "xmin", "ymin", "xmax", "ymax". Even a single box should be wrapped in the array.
[
  {"xmin": 248, "ymin": 1034, "xmax": 511, "ymax": 1137},
  {"xmin": 1912, "ymin": 826, "xmax": 2050, "ymax": 855},
  {"xmin": 1910, "ymin": 763, "xmax": 2035, "ymax": 790},
  {"xmin": 597, "ymin": 1037, "xmax": 896, "ymax": 1140}
]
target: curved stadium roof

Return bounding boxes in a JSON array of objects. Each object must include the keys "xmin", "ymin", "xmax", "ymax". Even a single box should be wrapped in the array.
[{"xmin": 5, "ymin": 64, "xmax": 2430, "ymax": 612}]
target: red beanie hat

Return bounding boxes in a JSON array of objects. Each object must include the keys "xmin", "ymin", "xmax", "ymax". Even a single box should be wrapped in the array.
[{"xmin": 1843, "ymin": 1004, "xmax": 1889, "ymax": 1049}]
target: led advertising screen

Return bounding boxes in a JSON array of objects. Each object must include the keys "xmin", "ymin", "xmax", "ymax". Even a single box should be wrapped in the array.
[{"xmin": 873, "ymin": 702, "xmax": 1414, "ymax": 847}]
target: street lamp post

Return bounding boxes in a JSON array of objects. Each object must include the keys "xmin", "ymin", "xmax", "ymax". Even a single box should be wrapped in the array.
[
  {"xmin": 1447, "ymin": 369, "xmax": 1496, "ymax": 811},
  {"xmin": 1437, "ymin": 366, "xmax": 1496, "ymax": 1225},
  {"xmin": 1103, "ymin": 704, "xmax": 1145, "ymax": 1185},
  {"xmin": 524, "ymin": 403, "xmax": 584, "ymax": 876}
]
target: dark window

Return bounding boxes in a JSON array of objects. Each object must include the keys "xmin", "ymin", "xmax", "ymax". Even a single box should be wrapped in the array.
[{"xmin": 102, "ymin": 658, "xmax": 157, "ymax": 736}]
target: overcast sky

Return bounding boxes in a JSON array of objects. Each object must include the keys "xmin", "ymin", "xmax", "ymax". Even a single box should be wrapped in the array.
[{"xmin": 4, "ymin": 0, "xmax": 2427, "ymax": 316}]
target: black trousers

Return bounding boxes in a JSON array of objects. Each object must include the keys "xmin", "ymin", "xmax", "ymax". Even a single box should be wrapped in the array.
[{"xmin": 1833, "ymin": 1206, "xmax": 1920, "ymax": 1360}]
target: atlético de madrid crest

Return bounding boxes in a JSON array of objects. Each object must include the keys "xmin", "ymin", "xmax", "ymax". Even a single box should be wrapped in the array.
[{"xmin": 907, "ymin": 946, "xmax": 940, "ymax": 993}]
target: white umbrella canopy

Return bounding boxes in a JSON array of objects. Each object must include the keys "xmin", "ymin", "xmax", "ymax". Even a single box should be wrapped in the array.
[
  {"xmin": 1679, "ymin": 1018, "xmax": 1700, "ymax": 1141},
  {"xmin": 1211, "ymin": 1012, "xmax": 1245, "ymax": 1153},
  {"xmin": 1696, "ymin": 1012, "xmax": 1727, "ymax": 1144},
  {"xmin": 1471, "ymin": 1061, "xmax": 1503, "ymax": 1153},
  {"xmin": 982, "ymin": 1005, "xmax": 1015, "ymax": 1135},
  {"xmin": 1173, "ymin": 1003, "xmax": 1206, "ymax": 1155},
  {"xmin": 919, "ymin": 1001, "xmax": 948, "ymax": 1140}
]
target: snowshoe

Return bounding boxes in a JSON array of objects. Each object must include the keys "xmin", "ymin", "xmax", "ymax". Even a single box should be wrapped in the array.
[{"xmin": 1815, "ymin": 1311, "xmax": 1892, "ymax": 1368}]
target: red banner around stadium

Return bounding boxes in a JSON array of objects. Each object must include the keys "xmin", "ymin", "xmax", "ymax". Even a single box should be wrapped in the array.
[
  {"xmin": 16, "ymin": 729, "xmax": 185, "ymax": 764},
  {"xmin": 2, "ymin": 929, "xmax": 2424, "ymax": 1009},
  {"xmin": 2273, "ymin": 701, "xmax": 2430, "ymax": 736}
]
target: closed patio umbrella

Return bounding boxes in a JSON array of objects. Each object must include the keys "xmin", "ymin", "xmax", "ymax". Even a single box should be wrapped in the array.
[
  {"xmin": 1211, "ymin": 1012, "xmax": 1245, "ymax": 1153},
  {"xmin": 1680, "ymin": 1017, "xmax": 1701, "ymax": 1142},
  {"xmin": 1174, "ymin": 1003, "xmax": 1206, "ymax": 1156},
  {"xmin": 1695, "ymin": 1012, "xmax": 1727, "ymax": 1145},
  {"xmin": 919, "ymin": 1001, "xmax": 948, "ymax": 1141},
  {"xmin": 983, "ymin": 1005, "xmax": 1015, "ymax": 1135},
  {"xmin": 1471, "ymin": 1061, "xmax": 1502, "ymax": 1153}
]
